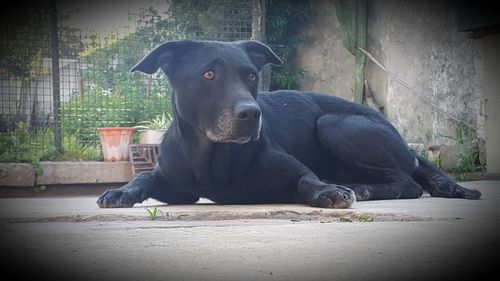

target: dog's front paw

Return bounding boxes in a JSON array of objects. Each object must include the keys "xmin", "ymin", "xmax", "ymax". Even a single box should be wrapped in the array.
[
  {"xmin": 310, "ymin": 186, "xmax": 356, "ymax": 209},
  {"xmin": 97, "ymin": 189, "xmax": 140, "ymax": 208}
]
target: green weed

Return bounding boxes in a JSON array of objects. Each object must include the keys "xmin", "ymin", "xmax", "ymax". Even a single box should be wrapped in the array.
[
  {"xmin": 358, "ymin": 215, "xmax": 374, "ymax": 222},
  {"xmin": 147, "ymin": 206, "xmax": 159, "ymax": 220}
]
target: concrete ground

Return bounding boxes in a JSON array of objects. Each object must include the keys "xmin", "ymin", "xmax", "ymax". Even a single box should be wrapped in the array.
[{"xmin": 0, "ymin": 181, "xmax": 499, "ymax": 281}]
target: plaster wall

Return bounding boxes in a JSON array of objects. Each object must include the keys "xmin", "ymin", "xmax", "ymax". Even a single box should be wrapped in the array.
[
  {"xmin": 296, "ymin": 0, "xmax": 485, "ymax": 155},
  {"xmin": 295, "ymin": 0, "xmax": 355, "ymax": 101}
]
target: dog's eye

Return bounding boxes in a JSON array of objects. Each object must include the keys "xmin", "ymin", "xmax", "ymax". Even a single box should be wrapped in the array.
[
  {"xmin": 203, "ymin": 70, "xmax": 215, "ymax": 80},
  {"xmin": 248, "ymin": 73, "xmax": 257, "ymax": 82}
]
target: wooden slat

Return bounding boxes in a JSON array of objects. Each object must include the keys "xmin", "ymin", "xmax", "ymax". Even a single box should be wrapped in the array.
[{"xmin": 128, "ymin": 144, "xmax": 160, "ymax": 176}]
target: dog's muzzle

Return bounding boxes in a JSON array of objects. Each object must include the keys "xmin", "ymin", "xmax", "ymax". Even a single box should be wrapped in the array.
[{"xmin": 206, "ymin": 103, "xmax": 262, "ymax": 144}]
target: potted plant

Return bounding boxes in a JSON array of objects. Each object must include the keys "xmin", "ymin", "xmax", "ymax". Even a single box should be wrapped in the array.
[
  {"xmin": 97, "ymin": 127, "xmax": 135, "ymax": 162},
  {"xmin": 135, "ymin": 113, "xmax": 172, "ymax": 144}
]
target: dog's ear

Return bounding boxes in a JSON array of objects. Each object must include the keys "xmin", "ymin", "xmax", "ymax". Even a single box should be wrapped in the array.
[
  {"xmin": 237, "ymin": 40, "xmax": 283, "ymax": 70},
  {"xmin": 131, "ymin": 40, "xmax": 196, "ymax": 75}
]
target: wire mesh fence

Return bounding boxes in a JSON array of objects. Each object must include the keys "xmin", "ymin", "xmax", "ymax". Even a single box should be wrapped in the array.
[
  {"xmin": 0, "ymin": 2, "xmax": 54, "ymax": 162},
  {"xmin": 0, "ymin": 0, "xmax": 253, "ymax": 163}
]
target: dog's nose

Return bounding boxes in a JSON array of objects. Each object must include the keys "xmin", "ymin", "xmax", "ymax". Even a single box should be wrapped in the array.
[{"xmin": 235, "ymin": 103, "xmax": 261, "ymax": 121}]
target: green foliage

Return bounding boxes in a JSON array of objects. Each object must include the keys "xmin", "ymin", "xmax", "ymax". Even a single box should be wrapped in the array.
[
  {"xmin": 453, "ymin": 143, "xmax": 482, "ymax": 181},
  {"xmin": 266, "ymin": 0, "xmax": 312, "ymax": 90},
  {"xmin": 436, "ymin": 120, "xmax": 476, "ymax": 145},
  {"xmin": 437, "ymin": 118, "xmax": 484, "ymax": 181},
  {"xmin": 147, "ymin": 206, "xmax": 159, "ymax": 220},
  {"xmin": 81, "ymin": 32, "xmax": 150, "ymax": 91},
  {"xmin": 0, "ymin": 121, "xmax": 103, "ymax": 163},
  {"xmin": 135, "ymin": 0, "xmax": 252, "ymax": 45},
  {"xmin": 62, "ymin": 89, "xmax": 170, "ymax": 142},
  {"xmin": 57, "ymin": 134, "xmax": 103, "ymax": 161},
  {"xmin": 358, "ymin": 215, "xmax": 373, "ymax": 222},
  {"xmin": 0, "ymin": 122, "xmax": 56, "ymax": 163},
  {"xmin": 272, "ymin": 68, "xmax": 306, "ymax": 90},
  {"xmin": 431, "ymin": 157, "xmax": 442, "ymax": 169},
  {"xmin": 412, "ymin": 148, "xmax": 428, "ymax": 160},
  {"xmin": 339, "ymin": 217, "xmax": 353, "ymax": 222},
  {"xmin": 135, "ymin": 113, "xmax": 172, "ymax": 130},
  {"xmin": 0, "ymin": 3, "xmax": 49, "ymax": 80}
]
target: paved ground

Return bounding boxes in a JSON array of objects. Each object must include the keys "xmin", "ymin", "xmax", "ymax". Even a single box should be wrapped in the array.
[{"xmin": 1, "ymin": 181, "xmax": 499, "ymax": 281}]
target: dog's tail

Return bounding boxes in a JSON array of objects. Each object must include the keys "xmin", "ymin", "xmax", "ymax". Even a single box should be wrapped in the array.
[{"xmin": 412, "ymin": 155, "xmax": 481, "ymax": 199}]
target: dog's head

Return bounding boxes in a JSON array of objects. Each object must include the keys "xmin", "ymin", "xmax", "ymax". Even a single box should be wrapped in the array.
[{"xmin": 131, "ymin": 40, "xmax": 282, "ymax": 144}]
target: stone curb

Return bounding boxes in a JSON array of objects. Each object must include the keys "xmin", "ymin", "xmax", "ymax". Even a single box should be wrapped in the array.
[
  {"xmin": 0, "ymin": 163, "xmax": 36, "ymax": 187},
  {"xmin": 0, "ymin": 162, "xmax": 133, "ymax": 187}
]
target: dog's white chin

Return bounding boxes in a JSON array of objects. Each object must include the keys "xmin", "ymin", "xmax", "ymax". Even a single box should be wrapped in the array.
[
  {"xmin": 206, "ymin": 134, "xmax": 256, "ymax": 144},
  {"xmin": 230, "ymin": 136, "xmax": 254, "ymax": 144},
  {"xmin": 205, "ymin": 129, "xmax": 260, "ymax": 144}
]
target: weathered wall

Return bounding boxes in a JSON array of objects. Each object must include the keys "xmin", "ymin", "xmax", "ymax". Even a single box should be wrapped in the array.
[
  {"xmin": 295, "ymin": 0, "xmax": 355, "ymax": 101},
  {"xmin": 295, "ymin": 0, "xmax": 486, "ymax": 165},
  {"xmin": 483, "ymin": 33, "xmax": 500, "ymax": 174},
  {"xmin": 366, "ymin": 0, "xmax": 484, "ymax": 144}
]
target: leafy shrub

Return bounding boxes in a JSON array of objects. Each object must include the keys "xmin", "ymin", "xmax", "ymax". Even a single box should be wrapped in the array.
[
  {"xmin": 135, "ymin": 112, "xmax": 172, "ymax": 130},
  {"xmin": 0, "ymin": 122, "xmax": 102, "ymax": 162},
  {"xmin": 0, "ymin": 122, "xmax": 56, "ymax": 163},
  {"xmin": 267, "ymin": 0, "xmax": 312, "ymax": 90}
]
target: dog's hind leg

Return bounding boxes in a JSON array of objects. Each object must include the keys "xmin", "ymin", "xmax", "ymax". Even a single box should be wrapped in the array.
[
  {"xmin": 341, "ymin": 175, "xmax": 424, "ymax": 201},
  {"xmin": 316, "ymin": 114, "xmax": 424, "ymax": 201},
  {"xmin": 412, "ymin": 155, "xmax": 481, "ymax": 199}
]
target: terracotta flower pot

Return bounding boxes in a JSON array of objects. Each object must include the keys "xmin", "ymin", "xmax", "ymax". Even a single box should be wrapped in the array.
[{"xmin": 97, "ymin": 127, "xmax": 135, "ymax": 162}]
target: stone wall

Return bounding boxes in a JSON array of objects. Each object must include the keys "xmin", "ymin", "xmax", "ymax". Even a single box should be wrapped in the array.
[
  {"xmin": 294, "ymin": 0, "xmax": 355, "ymax": 101},
  {"xmin": 294, "ymin": 0, "xmax": 486, "ymax": 168}
]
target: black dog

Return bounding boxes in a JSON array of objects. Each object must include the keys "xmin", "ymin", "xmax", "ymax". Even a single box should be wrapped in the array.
[{"xmin": 97, "ymin": 40, "xmax": 480, "ymax": 209}]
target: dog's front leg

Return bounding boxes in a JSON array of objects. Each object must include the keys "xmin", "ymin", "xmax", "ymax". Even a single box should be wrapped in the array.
[
  {"xmin": 97, "ymin": 171, "xmax": 157, "ymax": 208},
  {"xmin": 297, "ymin": 173, "xmax": 356, "ymax": 208},
  {"xmin": 97, "ymin": 169, "xmax": 200, "ymax": 208}
]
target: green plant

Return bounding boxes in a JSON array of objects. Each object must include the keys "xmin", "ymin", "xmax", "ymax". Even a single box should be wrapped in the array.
[
  {"xmin": 0, "ymin": 121, "xmax": 103, "ymax": 163},
  {"xmin": 272, "ymin": 68, "xmax": 306, "ymax": 90},
  {"xmin": 57, "ymin": 133, "xmax": 103, "ymax": 161},
  {"xmin": 339, "ymin": 217, "xmax": 353, "ymax": 222},
  {"xmin": 0, "ymin": 122, "xmax": 56, "ymax": 163},
  {"xmin": 410, "ymin": 147, "xmax": 442, "ymax": 169},
  {"xmin": 135, "ymin": 1, "xmax": 252, "ymax": 45},
  {"xmin": 437, "ymin": 119, "xmax": 483, "ymax": 181},
  {"xmin": 34, "ymin": 184, "xmax": 46, "ymax": 193},
  {"xmin": 358, "ymin": 215, "xmax": 373, "ymax": 222},
  {"xmin": 135, "ymin": 113, "xmax": 172, "ymax": 130},
  {"xmin": 266, "ymin": 0, "xmax": 312, "ymax": 90},
  {"xmin": 453, "ymin": 144, "xmax": 482, "ymax": 181},
  {"xmin": 431, "ymin": 157, "xmax": 442, "ymax": 169},
  {"xmin": 147, "ymin": 206, "xmax": 159, "ymax": 220},
  {"xmin": 75, "ymin": 214, "xmax": 83, "ymax": 222}
]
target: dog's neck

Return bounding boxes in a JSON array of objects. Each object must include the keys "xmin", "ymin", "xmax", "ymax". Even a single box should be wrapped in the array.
[
  {"xmin": 170, "ymin": 101, "xmax": 236, "ymax": 184},
  {"xmin": 174, "ymin": 114, "xmax": 251, "ymax": 183}
]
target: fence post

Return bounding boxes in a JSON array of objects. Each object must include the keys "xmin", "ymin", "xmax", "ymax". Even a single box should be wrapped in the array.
[
  {"xmin": 252, "ymin": 0, "xmax": 271, "ymax": 92},
  {"xmin": 50, "ymin": 0, "xmax": 62, "ymax": 154}
]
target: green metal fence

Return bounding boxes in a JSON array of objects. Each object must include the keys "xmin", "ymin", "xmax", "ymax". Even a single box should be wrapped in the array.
[{"xmin": 0, "ymin": 0, "xmax": 253, "ymax": 163}]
